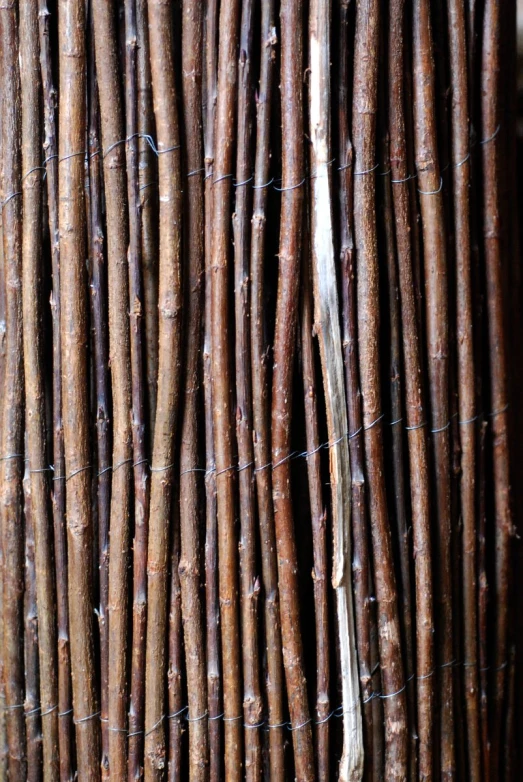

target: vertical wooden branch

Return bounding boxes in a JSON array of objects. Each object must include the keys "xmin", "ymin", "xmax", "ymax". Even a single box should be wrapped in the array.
[
  {"xmin": 23, "ymin": 464, "xmax": 43, "ymax": 781},
  {"xmin": 125, "ymin": 0, "xmax": 151, "ymax": 776},
  {"xmin": 203, "ymin": 0, "xmax": 222, "ymax": 776},
  {"xmin": 299, "ymin": 241, "xmax": 330, "ymax": 780},
  {"xmin": 388, "ymin": 0, "xmax": 434, "ymax": 776},
  {"xmin": 233, "ymin": 0, "xmax": 263, "ymax": 776},
  {"xmin": 20, "ymin": 0, "xmax": 60, "ymax": 773},
  {"xmin": 211, "ymin": 0, "xmax": 243, "ymax": 776},
  {"xmin": 336, "ymin": 2, "xmax": 376, "ymax": 774},
  {"xmin": 271, "ymin": 0, "xmax": 314, "ymax": 778},
  {"xmin": 309, "ymin": 0, "xmax": 363, "ymax": 777},
  {"xmin": 137, "ymin": 0, "xmax": 158, "ymax": 442},
  {"xmin": 481, "ymin": 1, "xmax": 513, "ymax": 775},
  {"xmin": 447, "ymin": 0, "xmax": 481, "ymax": 778},
  {"xmin": 92, "ymin": 1, "xmax": 133, "ymax": 774},
  {"xmin": 86, "ymin": 42, "xmax": 111, "ymax": 777},
  {"xmin": 179, "ymin": 0, "xmax": 208, "ymax": 777},
  {"xmin": 249, "ymin": 0, "xmax": 286, "ymax": 777},
  {"xmin": 0, "ymin": 1, "xmax": 27, "ymax": 776},
  {"xmin": 352, "ymin": 0, "xmax": 409, "ymax": 777},
  {"xmin": 59, "ymin": 0, "xmax": 100, "ymax": 774},
  {"xmin": 412, "ymin": 3, "xmax": 455, "ymax": 775},
  {"xmin": 168, "ymin": 491, "xmax": 184, "ymax": 781},
  {"xmin": 144, "ymin": 0, "xmax": 183, "ymax": 774},
  {"xmin": 39, "ymin": 2, "xmax": 75, "ymax": 777}
]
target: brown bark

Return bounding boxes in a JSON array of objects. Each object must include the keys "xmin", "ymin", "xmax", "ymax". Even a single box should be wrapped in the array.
[
  {"xmin": 126, "ymin": 0, "xmax": 151, "ymax": 775},
  {"xmin": 249, "ymin": 0, "xmax": 285, "ymax": 777},
  {"xmin": 271, "ymin": 1, "xmax": 314, "ymax": 779},
  {"xmin": 179, "ymin": 0, "xmax": 208, "ymax": 777},
  {"xmin": 23, "ymin": 465, "xmax": 43, "ymax": 781},
  {"xmin": 39, "ymin": 2, "xmax": 74, "ymax": 777},
  {"xmin": 481, "ymin": 2, "xmax": 513, "ymax": 776},
  {"xmin": 210, "ymin": 0, "xmax": 243, "ymax": 776},
  {"xmin": 388, "ymin": 2, "xmax": 435, "ymax": 778},
  {"xmin": 20, "ymin": 0, "xmax": 59, "ymax": 773},
  {"xmin": 412, "ymin": 2, "xmax": 455, "ymax": 777},
  {"xmin": 299, "ymin": 240, "xmax": 330, "ymax": 780},
  {"xmin": 203, "ymin": 0, "xmax": 222, "ymax": 776},
  {"xmin": 59, "ymin": 0, "xmax": 100, "ymax": 775},
  {"xmin": 144, "ymin": 0, "xmax": 183, "ymax": 775},
  {"xmin": 168, "ymin": 492, "xmax": 184, "ymax": 781},
  {"xmin": 447, "ymin": 1, "xmax": 481, "ymax": 778},
  {"xmin": 1, "ymin": 1, "xmax": 27, "ymax": 776},
  {"xmin": 233, "ymin": 0, "xmax": 263, "ymax": 777},
  {"xmin": 137, "ymin": 0, "xmax": 158, "ymax": 444},
  {"xmin": 353, "ymin": 0, "xmax": 408, "ymax": 777},
  {"xmin": 92, "ymin": 1, "xmax": 134, "ymax": 775}
]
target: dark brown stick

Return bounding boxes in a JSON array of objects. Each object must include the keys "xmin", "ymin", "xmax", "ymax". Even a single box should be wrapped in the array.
[
  {"xmin": 92, "ymin": 0, "xmax": 134, "ymax": 774},
  {"xmin": 232, "ymin": 0, "xmax": 263, "ymax": 776},
  {"xmin": 0, "ymin": 168, "xmax": 7, "ymax": 780},
  {"xmin": 309, "ymin": 0, "xmax": 363, "ymax": 775},
  {"xmin": 481, "ymin": 2, "xmax": 513, "ymax": 776},
  {"xmin": 168, "ymin": 491, "xmax": 184, "ymax": 781},
  {"xmin": 23, "ymin": 463, "xmax": 43, "ymax": 781},
  {"xmin": 271, "ymin": 1, "xmax": 314, "ymax": 778},
  {"xmin": 388, "ymin": 1, "xmax": 435, "ymax": 777},
  {"xmin": 379, "ymin": 121, "xmax": 417, "ymax": 782},
  {"xmin": 412, "ymin": 3, "xmax": 455, "ymax": 777},
  {"xmin": 447, "ymin": 1, "xmax": 481, "ymax": 778},
  {"xmin": 137, "ymin": 0, "xmax": 158, "ymax": 444},
  {"xmin": 59, "ymin": 0, "xmax": 100, "ymax": 774},
  {"xmin": 336, "ymin": 2, "xmax": 376, "ymax": 775},
  {"xmin": 125, "ymin": 0, "xmax": 151, "ymax": 776},
  {"xmin": 249, "ymin": 0, "xmax": 286, "ymax": 777},
  {"xmin": 86, "ymin": 40, "xmax": 111, "ymax": 778},
  {"xmin": 20, "ymin": 0, "xmax": 59, "ymax": 773},
  {"xmin": 39, "ymin": 3, "xmax": 74, "ymax": 777},
  {"xmin": 211, "ymin": 0, "xmax": 244, "ymax": 776},
  {"xmin": 179, "ymin": 0, "xmax": 208, "ymax": 777},
  {"xmin": 0, "ymin": 1, "xmax": 27, "ymax": 776},
  {"xmin": 144, "ymin": 0, "xmax": 183, "ymax": 774},
  {"xmin": 299, "ymin": 236, "xmax": 330, "ymax": 780},
  {"xmin": 203, "ymin": 0, "xmax": 222, "ymax": 776},
  {"xmin": 353, "ymin": 0, "xmax": 408, "ymax": 777}
]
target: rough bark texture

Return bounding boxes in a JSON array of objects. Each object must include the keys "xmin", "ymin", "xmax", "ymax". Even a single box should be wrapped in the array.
[{"xmin": 59, "ymin": 0, "xmax": 100, "ymax": 775}]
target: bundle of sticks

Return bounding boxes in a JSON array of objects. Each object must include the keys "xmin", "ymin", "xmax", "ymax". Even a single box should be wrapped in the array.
[{"xmin": 0, "ymin": 0, "xmax": 521, "ymax": 778}]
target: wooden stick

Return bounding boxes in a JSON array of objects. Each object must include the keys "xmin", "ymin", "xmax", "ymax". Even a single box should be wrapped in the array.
[
  {"xmin": 388, "ymin": 2, "xmax": 435, "ymax": 777},
  {"xmin": 412, "ymin": 3, "xmax": 455, "ymax": 776},
  {"xmin": 0, "ymin": 58, "xmax": 6, "ymax": 779},
  {"xmin": 481, "ymin": 2, "xmax": 513, "ymax": 776},
  {"xmin": 447, "ymin": 1, "xmax": 481, "ymax": 778},
  {"xmin": 92, "ymin": 1, "xmax": 134, "ymax": 774},
  {"xmin": 272, "ymin": 1, "xmax": 314, "ymax": 778},
  {"xmin": 168, "ymin": 489, "xmax": 184, "ymax": 781},
  {"xmin": 211, "ymin": 0, "xmax": 244, "ymax": 776},
  {"xmin": 379, "ymin": 120, "xmax": 417, "ymax": 782},
  {"xmin": 233, "ymin": 0, "xmax": 263, "ymax": 776},
  {"xmin": 23, "ymin": 462, "xmax": 43, "ymax": 781},
  {"xmin": 203, "ymin": 0, "xmax": 222, "ymax": 776},
  {"xmin": 125, "ymin": 0, "xmax": 151, "ymax": 775},
  {"xmin": 86, "ymin": 39, "xmax": 111, "ymax": 777},
  {"xmin": 59, "ymin": 0, "xmax": 100, "ymax": 774},
  {"xmin": 0, "ymin": 1, "xmax": 27, "ymax": 775},
  {"xmin": 144, "ymin": 0, "xmax": 183, "ymax": 774},
  {"xmin": 137, "ymin": 0, "xmax": 158, "ymax": 445},
  {"xmin": 179, "ymin": 0, "xmax": 208, "ymax": 777},
  {"xmin": 299, "ymin": 233, "xmax": 330, "ymax": 780},
  {"xmin": 249, "ymin": 0, "xmax": 286, "ymax": 777},
  {"xmin": 336, "ymin": 2, "xmax": 376, "ymax": 774},
  {"xmin": 20, "ymin": 0, "xmax": 59, "ymax": 773},
  {"xmin": 39, "ymin": 3, "xmax": 74, "ymax": 777},
  {"xmin": 353, "ymin": 1, "xmax": 409, "ymax": 778},
  {"xmin": 309, "ymin": 0, "xmax": 363, "ymax": 776}
]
